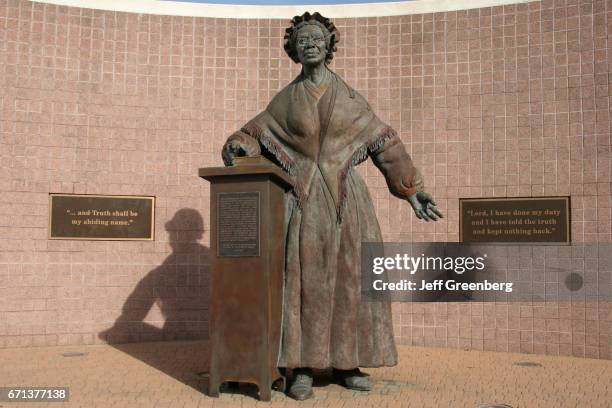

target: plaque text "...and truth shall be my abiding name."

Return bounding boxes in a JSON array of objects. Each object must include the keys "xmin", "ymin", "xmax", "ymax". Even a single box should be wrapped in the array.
[
  {"xmin": 49, "ymin": 194, "xmax": 155, "ymax": 240},
  {"xmin": 217, "ymin": 192, "xmax": 260, "ymax": 257}
]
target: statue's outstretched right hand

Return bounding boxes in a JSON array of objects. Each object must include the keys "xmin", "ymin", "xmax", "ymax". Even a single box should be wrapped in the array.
[{"xmin": 407, "ymin": 191, "xmax": 443, "ymax": 222}]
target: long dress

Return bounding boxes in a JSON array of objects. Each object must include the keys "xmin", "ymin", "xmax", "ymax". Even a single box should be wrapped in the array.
[{"xmin": 223, "ymin": 67, "xmax": 422, "ymax": 370}]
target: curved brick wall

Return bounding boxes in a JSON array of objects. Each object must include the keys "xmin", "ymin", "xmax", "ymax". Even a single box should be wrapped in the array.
[{"xmin": 0, "ymin": 0, "xmax": 610, "ymax": 359}]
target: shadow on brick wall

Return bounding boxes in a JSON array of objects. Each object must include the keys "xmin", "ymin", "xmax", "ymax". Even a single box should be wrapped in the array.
[
  {"xmin": 99, "ymin": 208, "xmax": 210, "ymax": 344},
  {"xmin": 96, "ymin": 209, "xmax": 211, "ymax": 393}
]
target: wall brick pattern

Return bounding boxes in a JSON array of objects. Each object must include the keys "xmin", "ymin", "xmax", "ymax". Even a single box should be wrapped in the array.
[{"xmin": 0, "ymin": 0, "xmax": 610, "ymax": 359}]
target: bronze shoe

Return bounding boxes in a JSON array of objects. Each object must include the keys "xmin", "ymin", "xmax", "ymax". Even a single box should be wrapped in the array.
[
  {"xmin": 287, "ymin": 368, "xmax": 314, "ymax": 400},
  {"xmin": 333, "ymin": 368, "xmax": 373, "ymax": 391}
]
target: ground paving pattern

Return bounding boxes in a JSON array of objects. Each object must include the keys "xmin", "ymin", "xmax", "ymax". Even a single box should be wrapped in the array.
[{"xmin": 0, "ymin": 341, "xmax": 610, "ymax": 407}]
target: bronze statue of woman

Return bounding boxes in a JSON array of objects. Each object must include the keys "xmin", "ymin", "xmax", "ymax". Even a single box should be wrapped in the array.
[{"xmin": 222, "ymin": 12, "xmax": 442, "ymax": 400}]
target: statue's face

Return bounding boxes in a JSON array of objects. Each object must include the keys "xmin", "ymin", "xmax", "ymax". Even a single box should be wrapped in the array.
[{"xmin": 295, "ymin": 24, "xmax": 327, "ymax": 67}]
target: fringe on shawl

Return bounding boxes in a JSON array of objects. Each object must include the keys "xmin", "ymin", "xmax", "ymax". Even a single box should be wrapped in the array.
[
  {"xmin": 336, "ymin": 126, "xmax": 397, "ymax": 223},
  {"xmin": 241, "ymin": 123, "xmax": 306, "ymax": 208},
  {"xmin": 367, "ymin": 126, "xmax": 396, "ymax": 154}
]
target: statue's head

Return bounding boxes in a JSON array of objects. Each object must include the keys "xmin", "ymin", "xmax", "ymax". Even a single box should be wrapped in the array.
[{"xmin": 284, "ymin": 12, "xmax": 339, "ymax": 66}]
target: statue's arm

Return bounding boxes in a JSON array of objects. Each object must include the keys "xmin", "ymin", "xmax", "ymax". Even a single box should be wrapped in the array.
[
  {"xmin": 370, "ymin": 129, "xmax": 442, "ymax": 221},
  {"xmin": 370, "ymin": 132, "xmax": 423, "ymax": 199},
  {"xmin": 222, "ymin": 128, "xmax": 261, "ymax": 166}
]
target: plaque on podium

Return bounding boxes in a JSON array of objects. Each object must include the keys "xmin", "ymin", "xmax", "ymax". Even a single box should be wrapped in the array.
[{"xmin": 199, "ymin": 157, "xmax": 293, "ymax": 401}]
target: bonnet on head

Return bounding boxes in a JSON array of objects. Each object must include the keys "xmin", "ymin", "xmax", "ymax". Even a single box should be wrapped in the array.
[{"xmin": 283, "ymin": 12, "xmax": 340, "ymax": 65}]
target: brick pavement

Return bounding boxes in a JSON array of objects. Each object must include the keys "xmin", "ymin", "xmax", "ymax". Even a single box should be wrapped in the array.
[{"xmin": 0, "ymin": 341, "xmax": 610, "ymax": 408}]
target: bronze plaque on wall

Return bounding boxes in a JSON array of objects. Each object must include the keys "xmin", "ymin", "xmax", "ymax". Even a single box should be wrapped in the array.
[
  {"xmin": 217, "ymin": 192, "xmax": 260, "ymax": 257},
  {"xmin": 460, "ymin": 197, "xmax": 570, "ymax": 243},
  {"xmin": 49, "ymin": 194, "xmax": 155, "ymax": 240}
]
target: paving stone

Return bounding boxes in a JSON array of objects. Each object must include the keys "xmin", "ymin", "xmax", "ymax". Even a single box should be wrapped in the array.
[{"xmin": 0, "ymin": 341, "xmax": 610, "ymax": 407}]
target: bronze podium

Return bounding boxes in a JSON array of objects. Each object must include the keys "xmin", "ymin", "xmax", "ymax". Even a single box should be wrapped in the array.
[{"xmin": 199, "ymin": 158, "xmax": 293, "ymax": 401}]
